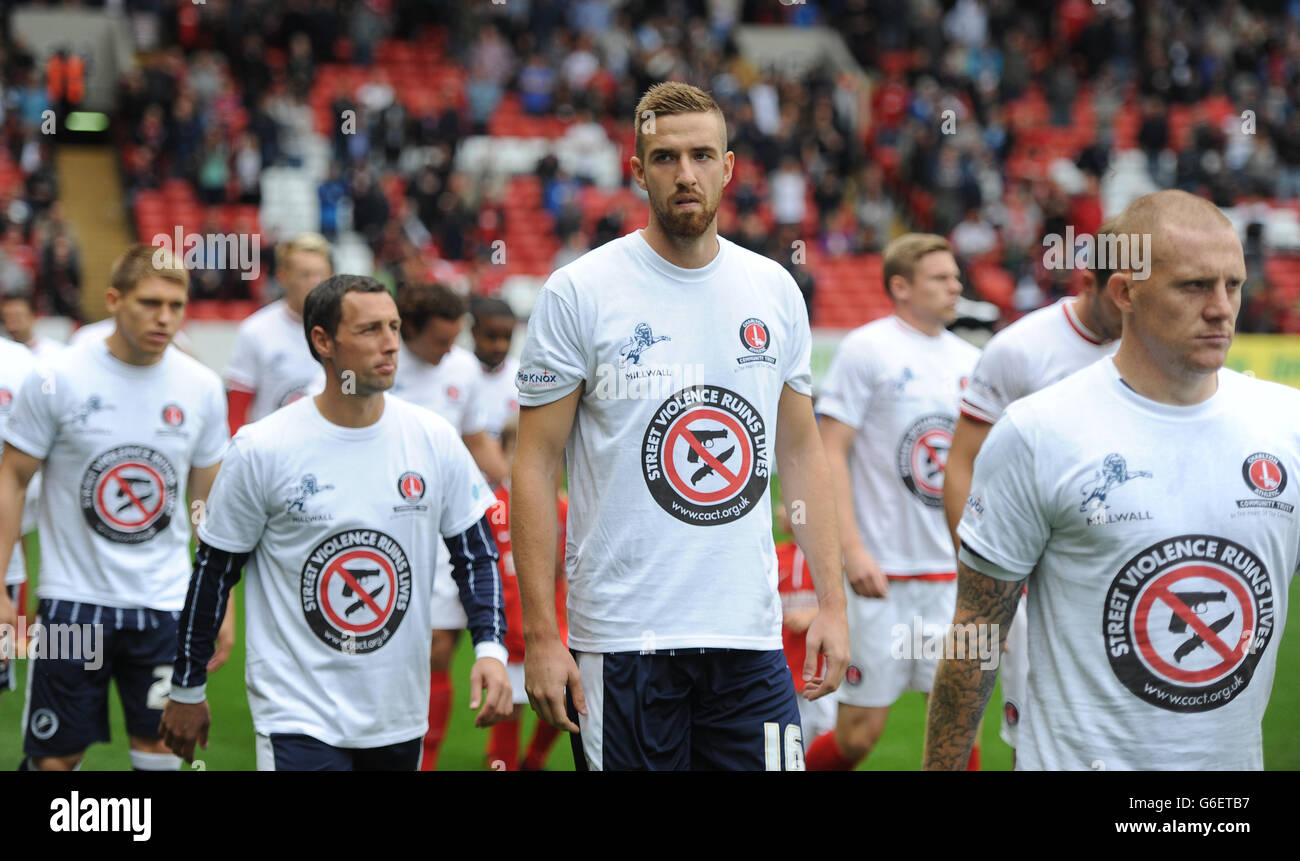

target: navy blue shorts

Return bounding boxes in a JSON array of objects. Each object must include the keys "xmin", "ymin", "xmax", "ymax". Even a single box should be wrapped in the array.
[
  {"xmin": 566, "ymin": 648, "xmax": 805, "ymax": 771},
  {"xmin": 0, "ymin": 584, "xmax": 19, "ymax": 693},
  {"xmin": 23, "ymin": 599, "xmax": 179, "ymax": 758},
  {"xmin": 258, "ymin": 734, "xmax": 423, "ymax": 771}
]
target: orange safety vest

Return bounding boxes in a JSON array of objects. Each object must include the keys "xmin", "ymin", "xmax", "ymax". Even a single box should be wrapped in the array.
[
  {"xmin": 65, "ymin": 54, "xmax": 85, "ymax": 105},
  {"xmin": 45, "ymin": 54, "xmax": 64, "ymax": 101}
]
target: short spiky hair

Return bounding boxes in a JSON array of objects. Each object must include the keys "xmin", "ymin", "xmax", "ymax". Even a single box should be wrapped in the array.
[
  {"xmin": 634, "ymin": 82, "xmax": 727, "ymax": 160},
  {"xmin": 882, "ymin": 233, "xmax": 952, "ymax": 299}
]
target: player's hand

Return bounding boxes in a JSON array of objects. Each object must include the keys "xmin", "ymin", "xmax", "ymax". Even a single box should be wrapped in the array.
[
  {"xmin": 469, "ymin": 657, "xmax": 513, "ymax": 728},
  {"xmin": 208, "ymin": 614, "xmax": 236, "ymax": 673},
  {"xmin": 159, "ymin": 699, "xmax": 210, "ymax": 764},
  {"xmin": 801, "ymin": 605, "xmax": 849, "ymax": 700},
  {"xmin": 845, "ymin": 545, "xmax": 888, "ymax": 598},
  {"xmin": 525, "ymin": 636, "xmax": 583, "ymax": 733}
]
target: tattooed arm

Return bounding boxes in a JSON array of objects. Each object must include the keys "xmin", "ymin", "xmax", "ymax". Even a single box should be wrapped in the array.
[{"xmin": 922, "ymin": 557, "xmax": 1024, "ymax": 770}]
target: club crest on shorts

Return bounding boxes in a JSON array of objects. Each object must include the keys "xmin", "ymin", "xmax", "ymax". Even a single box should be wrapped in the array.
[
  {"xmin": 642, "ymin": 384, "xmax": 769, "ymax": 525},
  {"xmin": 1003, "ymin": 700, "xmax": 1019, "ymax": 727},
  {"xmin": 79, "ymin": 445, "xmax": 178, "ymax": 544},
  {"xmin": 0, "ymin": 387, "xmax": 12, "ymax": 411},
  {"xmin": 1103, "ymin": 534, "xmax": 1274, "ymax": 713},
  {"xmin": 896, "ymin": 413, "xmax": 953, "ymax": 508},
  {"xmin": 845, "ymin": 665, "xmax": 862, "ymax": 685},
  {"xmin": 301, "ymin": 529, "xmax": 412, "ymax": 653}
]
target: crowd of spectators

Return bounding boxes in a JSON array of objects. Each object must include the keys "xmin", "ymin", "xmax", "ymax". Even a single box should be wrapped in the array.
[
  {"xmin": 0, "ymin": 25, "xmax": 81, "ymax": 321},
  {"xmin": 12, "ymin": 0, "xmax": 1300, "ymax": 330}
]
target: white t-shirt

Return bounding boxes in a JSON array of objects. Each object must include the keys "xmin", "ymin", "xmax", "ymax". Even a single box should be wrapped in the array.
[
  {"xmin": 960, "ymin": 297, "xmax": 1118, "ymax": 424},
  {"xmin": 818, "ymin": 316, "xmax": 980, "ymax": 576},
  {"xmin": 478, "ymin": 356, "xmax": 520, "ymax": 438},
  {"xmin": 24, "ymin": 336, "xmax": 63, "ymax": 363},
  {"xmin": 195, "ymin": 395, "xmax": 496, "ymax": 747},
  {"xmin": 0, "ymin": 338, "xmax": 35, "ymax": 585},
  {"xmin": 390, "ymin": 343, "xmax": 487, "ymax": 435},
  {"xmin": 224, "ymin": 300, "xmax": 325, "ymax": 423},
  {"xmin": 3, "ymin": 339, "xmax": 228, "ymax": 610},
  {"xmin": 958, "ymin": 359, "xmax": 1300, "ymax": 770},
  {"xmin": 516, "ymin": 231, "xmax": 812, "ymax": 652}
]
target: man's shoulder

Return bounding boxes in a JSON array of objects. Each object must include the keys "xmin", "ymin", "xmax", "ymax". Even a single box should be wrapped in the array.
[
  {"xmin": 1001, "ymin": 358, "xmax": 1110, "ymax": 430},
  {"xmin": 163, "ymin": 345, "xmax": 224, "ymax": 392},
  {"xmin": 1222, "ymin": 367, "xmax": 1300, "ymax": 415},
  {"xmin": 235, "ymin": 300, "xmax": 287, "ymax": 335},
  {"xmin": 382, "ymin": 392, "xmax": 462, "ymax": 442},
  {"xmin": 0, "ymin": 337, "xmax": 36, "ymax": 374},
  {"xmin": 550, "ymin": 233, "xmax": 638, "ymax": 293},
  {"xmin": 719, "ymin": 235, "xmax": 795, "ymax": 282},
  {"xmin": 441, "ymin": 345, "xmax": 483, "ymax": 379}
]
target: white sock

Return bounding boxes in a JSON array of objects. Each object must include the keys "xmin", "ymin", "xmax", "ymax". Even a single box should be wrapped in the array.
[{"xmin": 129, "ymin": 750, "xmax": 181, "ymax": 771}]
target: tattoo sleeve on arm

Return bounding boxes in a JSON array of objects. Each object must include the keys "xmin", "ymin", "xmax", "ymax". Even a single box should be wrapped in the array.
[{"xmin": 922, "ymin": 559, "xmax": 1024, "ymax": 770}]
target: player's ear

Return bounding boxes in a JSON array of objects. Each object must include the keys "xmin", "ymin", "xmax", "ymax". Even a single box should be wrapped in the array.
[
  {"xmin": 1108, "ymin": 271, "xmax": 1136, "ymax": 314},
  {"xmin": 722, "ymin": 150, "xmax": 735, "ymax": 187},
  {"xmin": 104, "ymin": 287, "xmax": 121, "ymax": 315},
  {"xmin": 309, "ymin": 324, "xmax": 333, "ymax": 360},
  {"xmin": 630, "ymin": 155, "xmax": 647, "ymax": 191}
]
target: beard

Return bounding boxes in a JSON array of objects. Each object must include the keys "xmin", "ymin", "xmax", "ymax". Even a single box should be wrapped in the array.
[{"xmin": 650, "ymin": 191, "xmax": 719, "ymax": 239}]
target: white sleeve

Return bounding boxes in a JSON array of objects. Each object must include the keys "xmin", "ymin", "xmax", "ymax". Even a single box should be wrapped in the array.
[
  {"xmin": 437, "ymin": 426, "xmax": 495, "ymax": 537},
  {"xmin": 192, "ymin": 376, "xmax": 230, "ymax": 468},
  {"xmin": 195, "ymin": 435, "xmax": 268, "ymax": 554},
  {"xmin": 1, "ymin": 366, "xmax": 59, "ymax": 460},
  {"xmin": 223, "ymin": 322, "xmax": 259, "ymax": 392},
  {"xmin": 516, "ymin": 274, "xmax": 587, "ymax": 407},
  {"xmin": 959, "ymin": 336, "xmax": 1022, "ymax": 425},
  {"xmin": 956, "ymin": 415, "xmax": 1048, "ymax": 579},
  {"xmin": 781, "ymin": 273, "xmax": 813, "ymax": 396},
  {"xmin": 816, "ymin": 333, "xmax": 874, "ymax": 430},
  {"xmin": 460, "ymin": 373, "xmax": 488, "ymax": 436}
]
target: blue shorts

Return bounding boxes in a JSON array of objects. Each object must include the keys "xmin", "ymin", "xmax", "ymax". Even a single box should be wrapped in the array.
[
  {"xmin": 0, "ymin": 585, "xmax": 18, "ymax": 692},
  {"xmin": 257, "ymin": 734, "xmax": 423, "ymax": 771},
  {"xmin": 23, "ymin": 599, "xmax": 179, "ymax": 758},
  {"xmin": 566, "ymin": 648, "xmax": 805, "ymax": 771}
]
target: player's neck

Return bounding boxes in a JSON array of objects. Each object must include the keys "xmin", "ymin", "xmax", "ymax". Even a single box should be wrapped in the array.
[
  {"xmin": 893, "ymin": 307, "xmax": 943, "ymax": 338},
  {"xmin": 313, "ymin": 386, "xmax": 385, "ymax": 428},
  {"xmin": 105, "ymin": 329, "xmax": 165, "ymax": 366},
  {"xmin": 639, "ymin": 224, "xmax": 720, "ymax": 270},
  {"xmin": 1111, "ymin": 342, "xmax": 1219, "ymax": 406},
  {"xmin": 1070, "ymin": 293, "xmax": 1109, "ymax": 343}
]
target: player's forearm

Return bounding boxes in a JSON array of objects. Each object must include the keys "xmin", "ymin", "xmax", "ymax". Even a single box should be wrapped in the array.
[
  {"xmin": 0, "ymin": 466, "xmax": 30, "ymax": 578},
  {"xmin": 777, "ymin": 433, "xmax": 845, "ymax": 611},
  {"xmin": 445, "ymin": 512, "xmax": 507, "ymax": 659},
  {"xmin": 512, "ymin": 453, "xmax": 562, "ymax": 643},
  {"xmin": 171, "ymin": 541, "xmax": 248, "ymax": 701},
  {"xmin": 822, "ymin": 441, "xmax": 867, "ymax": 559},
  {"xmin": 922, "ymin": 561, "xmax": 1022, "ymax": 770},
  {"xmin": 942, "ymin": 453, "xmax": 974, "ymax": 555},
  {"xmin": 465, "ymin": 432, "xmax": 508, "ymax": 486}
]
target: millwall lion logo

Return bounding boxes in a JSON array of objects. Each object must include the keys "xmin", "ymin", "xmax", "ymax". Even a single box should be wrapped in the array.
[
  {"xmin": 1080, "ymin": 453, "xmax": 1152, "ymax": 513},
  {"xmin": 286, "ymin": 473, "xmax": 335, "ymax": 514},
  {"xmin": 618, "ymin": 322, "xmax": 671, "ymax": 367}
]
